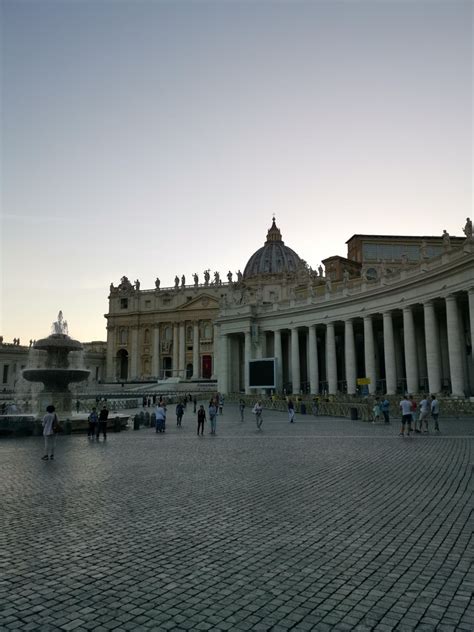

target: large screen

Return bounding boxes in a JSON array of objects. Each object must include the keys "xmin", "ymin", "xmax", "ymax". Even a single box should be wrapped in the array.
[{"xmin": 249, "ymin": 358, "xmax": 276, "ymax": 388}]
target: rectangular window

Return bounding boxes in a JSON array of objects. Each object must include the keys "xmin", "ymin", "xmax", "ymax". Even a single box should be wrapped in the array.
[
  {"xmin": 2, "ymin": 365, "xmax": 9, "ymax": 384},
  {"xmin": 120, "ymin": 298, "xmax": 128, "ymax": 309},
  {"xmin": 363, "ymin": 243, "xmax": 377, "ymax": 261},
  {"xmin": 145, "ymin": 300, "xmax": 151, "ymax": 308}
]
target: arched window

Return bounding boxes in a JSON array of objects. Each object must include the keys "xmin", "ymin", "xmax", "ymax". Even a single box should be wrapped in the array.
[
  {"xmin": 186, "ymin": 326, "xmax": 193, "ymax": 342},
  {"xmin": 203, "ymin": 323, "xmax": 212, "ymax": 340},
  {"xmin": 164, "ymin": 326, "xmax": 172, "ymax": 341}
]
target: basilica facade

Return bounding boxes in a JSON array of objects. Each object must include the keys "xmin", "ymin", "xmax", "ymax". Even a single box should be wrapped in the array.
[{"xmin": 105, "ymin": 219, "xmax": 474, "ymax": 398}]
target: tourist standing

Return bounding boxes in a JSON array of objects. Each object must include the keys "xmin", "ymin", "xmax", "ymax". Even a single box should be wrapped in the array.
[
  {"xmin": 193, "ymin": 396, "xmax": 197, "ymax": 413},
  {"xmin": 431, "ymin": 395, "xmax": 440, "ymax": 433},
  {"xmin": 42, "ymin": 405, "xmax": 58, "ymax": 460},
  {"xmin": 76, "ymin": 399, "xmax": 80, "ymax": 413},
  {"xmin": 97, "ymin": 405, "xmax": 109, "ymax": 440},
  {"xmin": 176, "ymin": 401, "xmax": 184, "ymax": 427},
  {"xmin": 197, "ymin": 405, "xmax": 206, "ymax": 436},
  {"xmin": 409, "ymin": 395, "xmax": 418, "ymax": 432},
  {"xmin": 416, "ymin": 395, "xmax": 430, "ymax": 433},
  {"xmin": 88, "ymin": 407, "xmax": 98, "ymax": 439},
  {"xmin": 218, "ymin": 396, "xmax": 224, "ymax": 415},
  {"xmin": 288, "ymin": 399, "xmax": 295, "ymax": 423},
  {"xmin": 381, "ymin": 396, "xmax": 390, "ymax": 424},
  {"xmin": 253, "ymin": 401, "xmax": 263, "ymax": 430},
  {"xmin": 399, "ymin": 395, "xmax": 412, "ymax": 437},
  {"xmin": 372, "ymin": 397, "xmax": 381, "ymax": 424},
  {"xmin": 209, "ymin": 401, "xmax": 217, "ymax": 435},
  {"xmin": 239, "ymin": 399, "xmax": 245, "ymax": 422},
  {"xmin": 155, "ymin": 402, "xmax": 166, "ymax": 433}
]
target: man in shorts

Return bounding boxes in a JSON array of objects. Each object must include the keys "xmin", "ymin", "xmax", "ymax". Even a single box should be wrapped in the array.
[
  {"xmin": 399, "ymin": 395, "xmax": 413, "ymax": 437},
  {"xmin": 431, "ymin": 394, "xmax": 440, "ymax": 433},
  {"xmin": 417, "ymin": 395, "xmax": 431, "ymax": 433}
]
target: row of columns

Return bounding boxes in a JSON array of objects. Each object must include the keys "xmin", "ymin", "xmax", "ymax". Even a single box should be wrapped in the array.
[{"xmin": 219, "ymin": 292, "xmax": 472, "ymax": 396}]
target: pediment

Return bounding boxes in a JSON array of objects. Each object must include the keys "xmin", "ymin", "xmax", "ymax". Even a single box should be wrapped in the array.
[{"xmin": 177, "ymin": 293, "xmax": 220, "ymax": 311}]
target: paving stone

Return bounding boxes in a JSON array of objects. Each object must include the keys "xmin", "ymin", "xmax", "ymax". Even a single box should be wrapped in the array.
[{"xmin": 1, "ymin": 409, "xmax": 473, "ymax": 631}]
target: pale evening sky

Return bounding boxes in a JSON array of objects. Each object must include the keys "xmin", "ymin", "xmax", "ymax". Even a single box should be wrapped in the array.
[{"xmin": 1, "ymin": 0, "xmax": 472, "ymax": 343}]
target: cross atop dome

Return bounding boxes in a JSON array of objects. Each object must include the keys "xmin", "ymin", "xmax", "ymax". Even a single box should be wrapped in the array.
[{"xmin": 265, "ymin": 216, "xmax": 283, "ymax": 244}]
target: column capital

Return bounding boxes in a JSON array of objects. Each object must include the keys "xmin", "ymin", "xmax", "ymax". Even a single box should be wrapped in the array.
[{"xmin": 445, "ymin": 294, "xmax": 457, "ymax": 304}]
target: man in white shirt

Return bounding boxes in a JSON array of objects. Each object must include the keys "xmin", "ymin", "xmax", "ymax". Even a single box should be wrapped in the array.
[
  {"xmin": 399, "ymin": 395, "xmax": 413, "ymax": 437},
  {"xmin": 417, "ymin": 395, "xmax": 431, "ymax": 433}
]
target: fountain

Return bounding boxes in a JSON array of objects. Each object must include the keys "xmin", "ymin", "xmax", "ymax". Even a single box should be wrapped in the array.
[{"xmin": 22, "ymin": 311, "xmax": 90, "ymax": 416}]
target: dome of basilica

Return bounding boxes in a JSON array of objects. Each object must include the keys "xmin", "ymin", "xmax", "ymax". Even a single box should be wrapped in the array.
[{"xmin": 243, "ymin": 219, "xmax": 303, "ymax": 279}]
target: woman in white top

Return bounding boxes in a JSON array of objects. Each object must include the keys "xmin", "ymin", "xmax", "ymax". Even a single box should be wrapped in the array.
[{"xmin": 42, "ymin": 405, "xmax": 57, "ymax": 460}]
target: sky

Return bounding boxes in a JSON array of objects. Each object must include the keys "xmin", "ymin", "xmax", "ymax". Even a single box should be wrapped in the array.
[{"xmin": 1, "ymin": 0, "xmax": 472, "ymax": 343}]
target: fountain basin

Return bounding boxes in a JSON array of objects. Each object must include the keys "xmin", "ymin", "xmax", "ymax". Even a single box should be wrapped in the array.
[{"xmin": 22, "ymin": 368, "xmax": 90, "ymax": 391}]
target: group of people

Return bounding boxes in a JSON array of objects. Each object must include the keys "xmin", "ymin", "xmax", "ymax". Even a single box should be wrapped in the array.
[
  {"xmin": 41, "ymin": 391, "xmax": 443, "ymax": 459},
  {"xmin": 399, "ymin": 393, "xmax": 440, "ymax": 436},
  {"xmin": 87, "ymin": 406, "xmax": 110, "ymax": 439}
]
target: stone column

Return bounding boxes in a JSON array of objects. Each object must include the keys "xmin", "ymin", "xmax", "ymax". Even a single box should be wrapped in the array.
[
  {"xmin": 403, "ymin": 306, "xmax": 419, "ymax": 394},
  {"xmin": 274, "ymin": 329, "xmax": 283, "ymax": 393},
  {"xmin": 308, "ymin": 325, "xmax": 319, "ymax": 394},
  {"xmin": 291, "ymin": 327, "xmax": 300, "ymax": 394},
  {"xmin": 244, "ymin": 330, "xmax": 252, "ymax": 394},
  {"xmin": 326, "ymin": 322, "xmax": 337, "ymax": 394},
  {"xmin": 344, "ymin": 319, "xmax": 356, "ymax": 395},
  {"xmin": 469, "ymin": 289, "xmax": 474, "ymax": 358},
  {"xmin": 218, "ymin": 333, "xmax": 229, "ymax": 394},
  {"xmin": 445, "ymin": 295, "xmax": 465, "ymax": 397},
  {"xmin": 192, "ymin": 321, "xmax": 200, "ymax": 379},
  {"xmin": 152, "ymin": 325, "xmax": 160, "ymax": 379},
  {"xmin": 106, "ymin": 326, "xmax": 115, "ymax": 381},
  {"xmin": 179, "ymin": 322, "xmax": 185, "ymax": 379},
  {"xmin": 130, "ymin": 325, "xmax": 139, "ymax": 379},
  {"xmin": 212, "ymin": 324, "xmax": 219, "ymax": 380},
  {"xmin": 423, "ymin": 301, "xmax": 441, "ymax": 394},
  {"xmin": 172, "ymin": 324, "xmax": 179, "ymax": 378},
  {"xmin": 363, "ymin": 315, "xmax": 376, "ymax": 394},
  {"xmin": 383, "ymin": 312, "xmax": 397, "ymax": 394}
]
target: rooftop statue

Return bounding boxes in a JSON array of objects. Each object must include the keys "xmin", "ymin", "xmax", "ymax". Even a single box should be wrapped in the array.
[
  {"xmin": 463, "ymin": 217, "xmax": 472, "ymax": 240},
  {"xmin": 442, "ymin": 230, "xmax": 451, "ymax": 250},
  {"xmin": 193, "ymin": 273, "xmax": 199, "ymax": 287},
  {"xmin": 155, "ymin": 277, "xmax": 160, "ymax": 290},
  {"xmin": 204, "ymin": 269, "xmax": 210, "ymax": 285}
]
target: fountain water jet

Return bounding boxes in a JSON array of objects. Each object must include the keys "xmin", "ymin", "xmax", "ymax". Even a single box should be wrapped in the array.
[{"xmin": 22, "ymin": 312, "xmax": 90, "ymax": 416}]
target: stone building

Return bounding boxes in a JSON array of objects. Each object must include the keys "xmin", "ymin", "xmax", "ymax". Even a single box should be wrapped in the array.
[{"xmin": 105, "ymin": 219, "xmax": 474, "ymax": 397}]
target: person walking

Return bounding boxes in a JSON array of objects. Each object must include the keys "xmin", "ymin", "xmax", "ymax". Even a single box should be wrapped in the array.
[
  {"xmin": 97, "ymin": 405, "xmax": 109, "ymax": 440},
  {"xmin": 42, "ymin": 405, "xmax": 59, "ymax": 461},
  {"xmin": 288, "ymin": 399, "xmax": 295, "ymax": 423},
  {"xmin": 253, "ymin": 401, "xmax": 263, "ymax": 430},
  {"xmin": 155, "ymin": 402, "xmax": 166, "ymax": 433},
  {"xmin": 431, "ymin": 394, "xmax": 440, "ymax": 433},
  {"xmin": 88, "ymin": 407, "xmax": 98, "ymax": 439},
  {"xmin": 197, "ymin": 405, "xmax": 206, "ymax": 436},
  {"xmin": 209, "ymin": 401, "xmax": 217, "ymax": 435},
  {"xmin": 239, "ymin": 398, "xmax": 245, "ymax": 422},
  {"xmin": 176, "ymin": 401, "xmax": 184, "ymax": 427},
  {"xmin": 399, "ymin": 395, "xmax": 413, "ymax": 437},
  {"xmin": 381, "ymin": 396, "xmax": 390, "ymax": 424}
]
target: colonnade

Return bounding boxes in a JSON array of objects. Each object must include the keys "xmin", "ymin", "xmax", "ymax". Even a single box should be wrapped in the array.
[{"xmin": 218, "ymin": 290, "xmax": 474, "ymax": 397}]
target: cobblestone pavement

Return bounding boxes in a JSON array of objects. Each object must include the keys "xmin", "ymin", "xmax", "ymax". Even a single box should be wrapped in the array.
[{"xmin": 1, "ymin": 404, "xmax": 473, "ymax": 632}]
